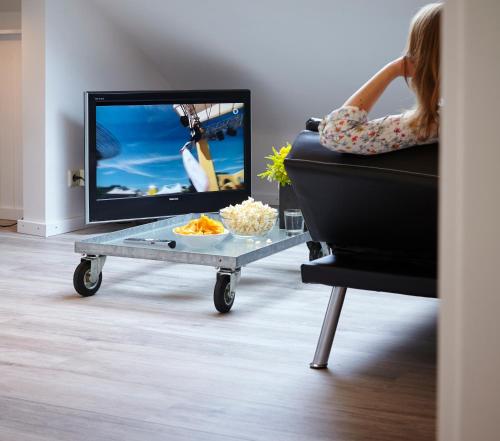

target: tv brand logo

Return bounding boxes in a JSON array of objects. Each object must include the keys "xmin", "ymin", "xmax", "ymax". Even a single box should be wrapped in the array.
[
  {"xmin": 95, "ymin": 97, "xmax": 105, "ymax": 101},
  {"xmin": 169, "ymin": 197, "xmax": 179, "ymax": 201}
]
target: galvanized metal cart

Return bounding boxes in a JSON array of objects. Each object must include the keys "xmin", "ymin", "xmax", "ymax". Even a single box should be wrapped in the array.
[{"xmin": 74, "ymin": 213, "xmax": 319, "ymax": 312}]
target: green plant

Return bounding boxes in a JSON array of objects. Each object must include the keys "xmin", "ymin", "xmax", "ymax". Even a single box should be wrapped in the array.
[{"xmin": 258, "ymin": 142, "xmax": 292, "ymax": 187}]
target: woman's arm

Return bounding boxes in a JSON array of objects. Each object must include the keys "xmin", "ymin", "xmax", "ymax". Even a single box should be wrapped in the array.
[
  {"xmin": 343, "ymin": 57, "xmax": 408, "ymax": 112},
  {"xmin": 318, "ymin": 56, "xmax": 424, "ymax": 155}
]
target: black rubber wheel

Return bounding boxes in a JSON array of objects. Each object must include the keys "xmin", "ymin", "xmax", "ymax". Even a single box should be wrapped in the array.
[
  {"xmin": 226, "ymin": 127, "xmax": 237, "ymax": 136},
  {"xmin": 180, "ymin": 115, "xmax": 189, "ymax": 127},
  {"xmin": 73, "ymin": 260, "xmax": 102, "ymax": 297},
  {"xmin": 213, "ymin": 273, "xmax": 235, "ymax": 313},
  {"xmin": 216, "ymin": 130, "xmax": 225, "ymax": 141},
  {"xmin": 307, "ymin": 241, "xmax": 327, "ymax": 261}
]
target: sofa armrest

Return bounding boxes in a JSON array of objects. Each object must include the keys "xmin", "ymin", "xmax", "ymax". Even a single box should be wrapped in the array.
[
  {"xmin": 305, "ymin": 118, "xmax": 322, "ymax": 132},
  {"xmin": 288, "ymin": 130, "xmax": 438, "ymax": 175}
]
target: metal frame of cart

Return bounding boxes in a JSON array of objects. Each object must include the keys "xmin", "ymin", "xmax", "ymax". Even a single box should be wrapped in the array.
[{"xmin": 73, "ymin": 214, "xmax": 325, "ymax": 312}]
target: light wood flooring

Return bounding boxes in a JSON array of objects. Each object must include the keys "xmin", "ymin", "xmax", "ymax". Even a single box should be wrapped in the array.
[{"xmin": 0, "ymin": 223, "xmax": 437, "ymax": 441}]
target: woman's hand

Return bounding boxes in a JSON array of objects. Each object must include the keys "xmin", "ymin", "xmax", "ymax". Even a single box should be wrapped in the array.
[{"xmin": 391, "ymin": 56, "xmax": 415, "ymax": 78}]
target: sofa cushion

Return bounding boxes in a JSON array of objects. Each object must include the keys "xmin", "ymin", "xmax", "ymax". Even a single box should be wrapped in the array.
[{"xmin": 301, "ymin": 253, "xmax": 437, "ymax": 298}]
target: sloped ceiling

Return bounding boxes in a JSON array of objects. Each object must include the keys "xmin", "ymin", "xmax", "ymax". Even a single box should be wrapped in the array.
[
  {"xmin": 92, "ymin": 0, "xmax": 430, "ymax": 196},
  {"xmin": 93, "ymin": 0, "xmax": 423, "ymax": 115}
]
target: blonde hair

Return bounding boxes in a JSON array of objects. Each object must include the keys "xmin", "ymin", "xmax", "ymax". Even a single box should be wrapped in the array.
[{"xmin": 404, "ymin": 3, "xmax": 442, "ymax": 139}]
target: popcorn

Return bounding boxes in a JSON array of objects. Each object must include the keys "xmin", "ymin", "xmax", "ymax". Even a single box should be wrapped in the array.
[{"xmin": 220, "ymin": 197, "xmax": 278, "ymax": 236}]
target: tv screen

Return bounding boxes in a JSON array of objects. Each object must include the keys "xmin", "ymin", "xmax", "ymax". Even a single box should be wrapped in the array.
[{"xmin": 85, "ymin": 90, "xmax": 251, "ymax": 223}]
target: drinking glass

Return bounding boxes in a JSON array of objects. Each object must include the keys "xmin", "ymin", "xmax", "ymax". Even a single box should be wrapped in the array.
[{"xmin": 284, "ymin": 209, "xmax": 304, "ymax": 234}]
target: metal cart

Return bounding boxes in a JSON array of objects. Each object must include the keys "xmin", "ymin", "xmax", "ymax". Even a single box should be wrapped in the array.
[{"xmin": 73, "ymin": 213, "xmax": 322, "ymax": 312}]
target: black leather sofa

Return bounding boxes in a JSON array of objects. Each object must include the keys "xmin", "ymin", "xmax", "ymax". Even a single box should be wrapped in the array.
[{"xmin": 285, "ymin": 119, "xmax": 438, "ymax": 369}]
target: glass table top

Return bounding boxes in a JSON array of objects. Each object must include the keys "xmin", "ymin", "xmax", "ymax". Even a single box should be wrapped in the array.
[{"xmin": 75, "ymin": 213, "xmax": 311, "ymax": 268}]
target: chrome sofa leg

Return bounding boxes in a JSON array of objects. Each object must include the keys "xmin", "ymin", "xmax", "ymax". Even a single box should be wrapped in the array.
[{"xmin": 310, "ymin": 286, "xmax": 347, "ymax": 369}]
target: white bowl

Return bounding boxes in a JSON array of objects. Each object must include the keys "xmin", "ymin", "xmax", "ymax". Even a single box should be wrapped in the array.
[{"xmin": 172, "ymin": 228, "xmax": 229, "ymax": 250}]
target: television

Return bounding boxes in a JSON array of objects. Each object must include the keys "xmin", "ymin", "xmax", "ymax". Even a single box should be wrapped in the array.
[{"xmin": 85, "ymin": 90, "xmax": 251, "ymax": 223}]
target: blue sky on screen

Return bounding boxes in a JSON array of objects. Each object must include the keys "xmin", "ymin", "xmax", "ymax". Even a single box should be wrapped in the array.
[{"xmin": 96, "ymin": 104, "xmax": 244, "ymax": 191}]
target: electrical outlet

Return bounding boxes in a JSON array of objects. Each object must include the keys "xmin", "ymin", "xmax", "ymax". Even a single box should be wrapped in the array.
[{"xmin": 68, "ymin": 169, "xmax": 85, "ymax": 187}]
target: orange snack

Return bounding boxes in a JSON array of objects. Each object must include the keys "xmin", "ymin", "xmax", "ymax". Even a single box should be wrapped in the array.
[{"xmin": 173, "ymin": 215, "xmax": 225, "ymax": 235}]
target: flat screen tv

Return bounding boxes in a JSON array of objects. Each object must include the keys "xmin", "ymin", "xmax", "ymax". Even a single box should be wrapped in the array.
[{"xmin": 85, "ymin": 90, "xmax": 251, "ymax": 223}]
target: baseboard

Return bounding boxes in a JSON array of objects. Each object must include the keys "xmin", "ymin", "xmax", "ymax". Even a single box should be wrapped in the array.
[
  {"xmin": 0, "ymin": 207, "xmax": 23, "ymax": 221},
  {"xmin": 252, "ymin": 191, "xmax": 278, "ymax": 206},
  {"xmin": 17, "ymin": 216, "xmax": 85, "ymax": 237}
]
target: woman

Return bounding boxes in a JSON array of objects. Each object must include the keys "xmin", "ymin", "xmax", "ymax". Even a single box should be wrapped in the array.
[{"xmin": 319, "ymin": 3, "xmax": 442, "ymax": 155}]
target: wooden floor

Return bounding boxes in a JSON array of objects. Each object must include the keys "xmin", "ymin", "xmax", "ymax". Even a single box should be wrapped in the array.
[{"xmin": 0, "ymin": 223, "xmax": 437, "ymax": 441}]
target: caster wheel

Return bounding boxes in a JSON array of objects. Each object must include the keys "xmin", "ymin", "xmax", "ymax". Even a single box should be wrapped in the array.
[
  {"xmin": 214, "ymin": 273, "xmax": 235, "ymax": 313},
  {"xmin": 216, "ymin": 130, "xmax": 225, "ymax": 141},
  {"xmin": 307, "ymin": 241, "xmax": 328, "ymax": 261},
  {"xmin": 73, "ymin": 260, "xmax": 102, "ymax": 297}
]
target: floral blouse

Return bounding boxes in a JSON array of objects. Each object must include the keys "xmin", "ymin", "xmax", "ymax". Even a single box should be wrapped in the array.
[{"xmin": 318, "ymin": 105, "xmax": 438, "ymax": 155}]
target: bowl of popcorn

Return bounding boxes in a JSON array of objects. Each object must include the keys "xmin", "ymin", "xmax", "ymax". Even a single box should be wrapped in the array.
[{"xmin": 220, "ymin": 198, "xmax": 278, "ymax": 238}]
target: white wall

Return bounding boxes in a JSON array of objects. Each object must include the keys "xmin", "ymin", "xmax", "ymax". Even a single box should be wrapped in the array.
[
  {"xmin": 94, "ymin": 0, "xmax": 430, "ymax": 203},
  {"xmin": 20, "ymin": 0, "xmax": 45, "ymax": 229},
  {"xmin": 0, "ymin": 2, "xmax": 22, "ymax": 220},
  {"xmin": 19, "ymin": 0, "xmax": 170, "ymax": 236},
  {"xmin": 0, "ymin": 34, "xmax": 22, "ymax": 220},
  {"xmin": 17, "ymin": 0, "xmax": 436, "ymax": 234},
  {"xmin": 439, "ymin": 1, "xmax": 500, "ymax": 440}
]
